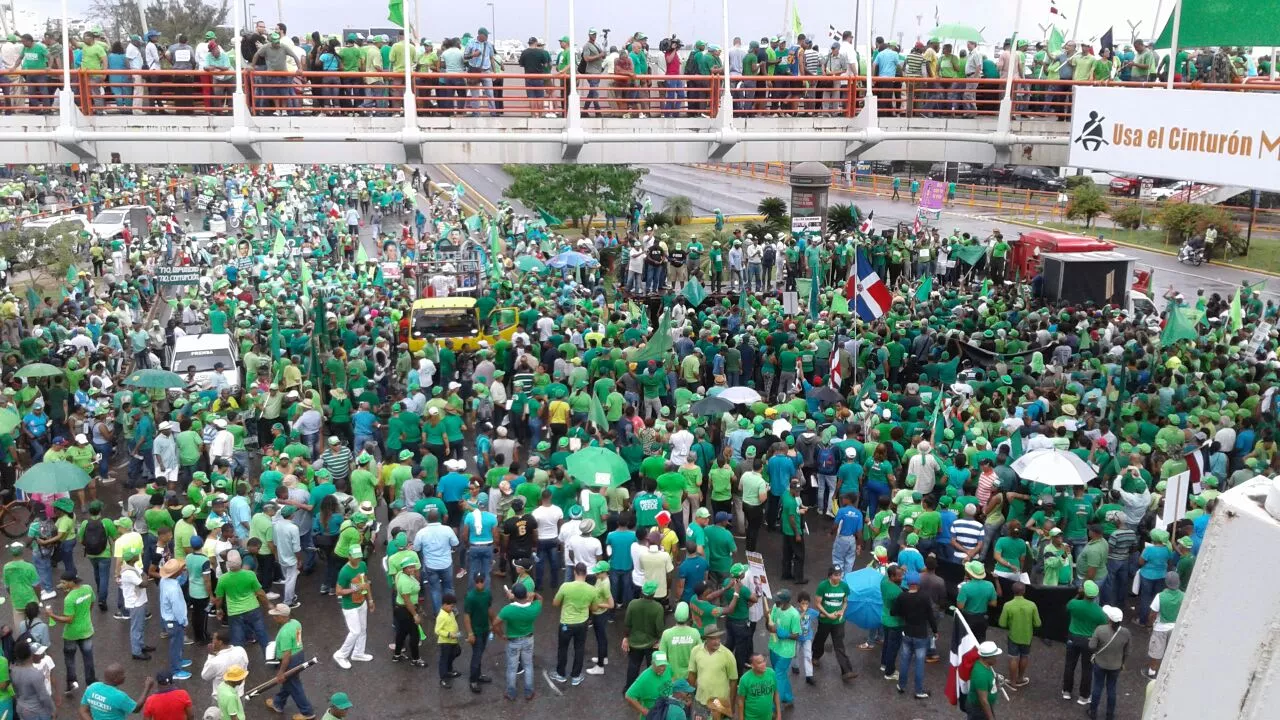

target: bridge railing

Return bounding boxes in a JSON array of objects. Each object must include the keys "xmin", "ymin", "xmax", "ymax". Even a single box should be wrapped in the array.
[{"xmin": 3, "ymin": 69, "xmax": 1276, "ymax": 121}]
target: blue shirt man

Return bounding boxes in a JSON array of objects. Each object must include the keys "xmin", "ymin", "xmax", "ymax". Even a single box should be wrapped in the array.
[
  {"xmin": 875, "ymin": 47, "xmax": 901, "ymax": 76},
  {"xmin": 676, "ymin": 554, "xmax": 709, "ymax": 602},
  {"xmin": 833, "ymin": 504, "xmax": 864, "ymax": 537},
  {"xmin": 767, "ymin": 453, "xmax": 797, "ymax": 497},
  {"xmin": 413, "ymin": 519, "xmax": 459, "ymax": 570},
  {"xmin": 438, "ymin": 471, "xmax": 470, "ymax": 502}
]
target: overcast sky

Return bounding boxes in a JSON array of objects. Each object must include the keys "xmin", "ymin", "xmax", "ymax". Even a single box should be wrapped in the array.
[{"xmin": 38, "ymin": 0, "xmax": 1180, "ymax": 47}]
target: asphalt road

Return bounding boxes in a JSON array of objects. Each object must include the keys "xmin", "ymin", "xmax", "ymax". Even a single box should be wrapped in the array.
[{"xmin": 441, "ymin": 162, "xmax": 1278, "ymax": 302}]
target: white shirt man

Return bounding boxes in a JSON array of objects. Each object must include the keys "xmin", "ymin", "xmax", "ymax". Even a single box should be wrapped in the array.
[
  {"xmin": 532, "ymin": 500, "xmax": 564, "ymax": 542},
  {"xmin": 668, "ymin": 427, "xmax": 695, "ymax": 465},
  {"xmin": 906, "ymin": 443, "xmax": 942, "ymax": 495},
  {"xmin": 208, "ymin": 419, "xmax": 234, "ymax": 464}
]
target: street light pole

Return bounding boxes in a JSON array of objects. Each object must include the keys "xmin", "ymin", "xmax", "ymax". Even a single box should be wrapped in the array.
[{"xmin": 487, "ymin": 3, "xmax": 496, "ymax": 43}]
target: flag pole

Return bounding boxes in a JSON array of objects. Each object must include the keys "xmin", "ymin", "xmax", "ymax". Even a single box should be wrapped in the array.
[{"xmin": 1166, "ymin": 0, "xmax": 1183, "ymax": 91}]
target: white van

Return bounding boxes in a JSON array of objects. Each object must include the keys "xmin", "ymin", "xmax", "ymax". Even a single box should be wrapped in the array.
[{"xmin": 168, "ymin": 333, "xmax": 240, "ymax": 393}]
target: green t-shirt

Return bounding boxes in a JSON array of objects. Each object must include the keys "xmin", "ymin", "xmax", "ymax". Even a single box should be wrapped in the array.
[
  {"xmin": 336, "ymin": 561, "xmax": 368, "ymax": 610},
  {"xmin": 3, "ymin": 559, "xmax": 39, "ymax": 610},
  {"xmin": 1066, "ymin": 598, "xmax": 1109, "ymax": 637},
  {"xmin": 275, "ymin": 618, "xmax": 303, "ymax": 655},
  {"xmin": 994, "ymin": 536, "xmax": 1027, "ymax": 575},
  {"xmin": 21, "ymin": 43, "xmax": 49, "ymax": 70},
  {"xmin": 80, "ymin": 42, "xmax": 108, "ymax": 70},
  {"xmin": 998, "ymin": 596, "xmax": 1040, "ymax": 645},
  {"xmin": 957, "ymin": 579, "xmax": 997, "ymax": 614},
  {"xmin": 62, "ymin": 584, "xmax": 96, "ymax": 640},
  {"xmin": 80, "ymin": 680, "xmax": 137, "ymax": 719},
  {"xmin": 185, "ymin": 553, "xmax": 211, "ymax": 599},
  {"xmin": 625, "ymin": 665, "xmax": 673, "ymax": 718},
  {"xmin": 815, "ymin": 579, "xmax": 850, "ymax": 624},
  {"xmin": 703, "ymin": 525, "xmax": 735, "ymax": 573},
  {"xmin": 394, "ymin": 570, "xmax": 420, "ymax": 606},
  {"xmin": 737, "ymin": 669, "xmax": 778, "ymax": 720},
  {"xmin": 723, "ymin": 583, "xmax": 752, "ymax": 622},
  {"xmin": 249, "ymin": 513, "xmax": 274, "ymax": 554},
  {"xmin": 554, "ymin": 580, "xmax": 598, "ymax": 625},
  {"xmin": 659, "ymin": 625, "xmax": 703, "ymax": 680},
  {"xmin": 967, "ymin": 660, "xmax": 998, "ymax": 709},
  {"xmin": 767, "ymin": 605, "xmax": 801, "ymax": 658},
  {"xmin": 215, "ymin": 569, "xmax": 262, "ymax": 616},
  {"xmin": 880, "ymin": 577, "xmax": 903, "ymax": 628},
  {"xmin": 497, "ymin": 599, "xmax": 542, "ymax": 638},
  {"xmin": 709, "ymin": 467, "xmax": 734, "ymax": 502}
]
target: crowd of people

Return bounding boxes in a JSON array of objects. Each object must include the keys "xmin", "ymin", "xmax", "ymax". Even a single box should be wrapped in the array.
[
  {"xmin": 0, "ymin": 18, "xmax": 1273, "ymax": 118},
  {"xmin": 0, "ymin": 158, "xmax": 1273, "ymax": 720}
]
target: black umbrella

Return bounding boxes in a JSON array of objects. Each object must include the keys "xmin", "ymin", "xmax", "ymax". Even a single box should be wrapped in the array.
[
  {"xmin": 690, "ymin": 395, "xmax": 735, "ymax": 416},
  {"xmin": 806, "ymin": 385, "xmax": 845, "ymax": 406}
]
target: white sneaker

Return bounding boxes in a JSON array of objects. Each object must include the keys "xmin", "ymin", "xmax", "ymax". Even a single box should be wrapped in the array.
[
  {"xmin": 40, "ymin": 590, "xmax": 57, "ymax": 600},
  {"xmin": 585, "ymin": 665, "xmax": 605, "ymax": 676},
  {"xmin": 266, "ymin": 592, "xmax": 281, "ymax": 601},
  {"xmin": 332, "ymin": 654, "xmax": 351, "ymax": 670},
  {"xmin": 351, "ymin": 654, "xmax": 374, "ymax": 662}
]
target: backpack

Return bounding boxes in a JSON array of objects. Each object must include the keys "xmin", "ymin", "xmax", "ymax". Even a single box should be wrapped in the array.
[
  {"xmin": 82, "ymin": 517, "xmax": 109, "ymax": 556},
  {"xmin": 762, "ymin": 245, "xmax": 776, "ymax": 266},
  {"xmin": 816, "ymin": 446, "xmax": 838, "ymax": 475},
  {"xmin": 34, "ymin": 517, "xmax": 57, "ymax": 558},
  {"xmin": 683, "ymin": 52, "xmax": 699, "ymax": 75},
  {"xmin": 644, "ymin": 697, "xmax": 677, "ymax": 720}
]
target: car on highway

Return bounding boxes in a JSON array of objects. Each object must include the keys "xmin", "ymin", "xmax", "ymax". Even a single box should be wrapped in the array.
[
  {"xmin": 90, "ymin": 204, "xmax": 154, "ymax": 241},
  {"xmin": 1149, "ymin": 180, "xmax": 1198, "ymax": 201},
  {"xmin": 1008, "ymin": 166, "xmax": 1065, "ymax": 191},
  {"xmin": 928, "ymin": 162, "xmax": 986, "ymax": 185},
  {"xmin": 168, "ymin": 333, "xmax": 240, "ymax": 395}
]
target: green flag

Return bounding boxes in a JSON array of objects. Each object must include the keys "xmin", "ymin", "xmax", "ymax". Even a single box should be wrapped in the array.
[
  {"xmin": 354, "ymin": 242, "xmax": 369, "ymax": 266},
  {"xmin": 631, "ymin": 310, "xmax": 674, "ymax": 364},
  {"xmin": 269, "ymin": 314, "xmax": 282, "ymax": 364},
  {"xmin": 536, "ymin": 208, "xmax": 562, "ymax": 227},
  {"xmin": 488, "ymin": 222, "xmax": 502, "ymax": 281},
  {"xmin": 271, "ymin": 229, "xmax": 287, "ymax": 256},
  {"xmin": 25, "ymin": 286, "xmax": 40, "ymax": 314},
  {"xmin": 681, "ymin": 277, "xmax": 708, "ymax": 307},
  {"xmin": 300, "ymin": 263, "xmax": 312, "ymax": 294},
  {"xmin": 1229, "ymin": 288, "xmax": 1243, "ymax": 332},
  {"xmin": 1161, "ymin": 306, "xmax": 1203, "ymax": 348},
  {"xmin": 1153, "ymin": 0, "xmax": 1276, "ymax": 49},
  {"xmin": 830, "ymin": 292, "xmax": 849, "ymax": 315},
  {"xmin": 465, "ymin": 215, "xmax": 482, "ymax": 233},
  {"xmin": 980, "ymin": 279, "xmax": 992, "ymax": 296},
  {"xmin": 1047, "ymin": 25, "xmax": 1065, "ymax": 55},
  {"xmin": 373, "ymin": 264, "xmax": 385, "ymax": 287},
  {"xmin": 1008, "ymin": 429, "xmax": 1024, "ymax": 461},
  {"xmin": 388, "ymin": 0, "xmax": 404, "ymax": 27},
  {"xmin": 951, "ymin": 244, "xmax": 987, "ymax": 266},
  {"xmin": 588, "ymin": 392, "xmax": 608, "ymax": 429},
  {"xmin": 914, "ymin": 276, "xmax": 933, "ymax": 303}
]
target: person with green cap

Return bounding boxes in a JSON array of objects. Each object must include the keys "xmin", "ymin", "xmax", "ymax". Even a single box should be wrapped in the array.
[
  {"xmin": 1062, "ymin": 579, "xmax": 1108, "ymax": 705},
  {"xmin": 2, "ymin": 541, "xmax": 41, "ymax": 627},
  {"xmin": 658, "ymin": 601, "xmax": 702, "ymax": 685},
  {"xmin": 78, "ymin": 499, "xmax": 118, "ymax": 612},
  {"xmin": 320, "ymin": 691, "xmax": 352, "ymax": 720},
  {"xmin": 47, "ymin": 568, "xmax": 97, "ymax": 687},
  {"xmin": 1136, "ymin": 527, "xmax": 1174, "ymax": 629},
  {"xmin": 765, "ymin": 588, "xmax": 801, "ymax": 706},
  {"xmin": 624, "ymin": 648, "xmax": 673, "ymax": 718},
  {"xmin": 622, "ymin": 579, "xmax": 666, "ymax": 689}
]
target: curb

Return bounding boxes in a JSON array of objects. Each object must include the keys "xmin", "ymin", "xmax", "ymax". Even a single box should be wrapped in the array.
[{"xmin": 1002, "ymin": 218, "xmax": 1280, "ymax": 279}]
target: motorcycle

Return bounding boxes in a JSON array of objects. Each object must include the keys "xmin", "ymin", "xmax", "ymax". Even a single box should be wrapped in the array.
[{"xmin": 1178, "ymin": 240, "xmax": 1205, "ymax": 267}]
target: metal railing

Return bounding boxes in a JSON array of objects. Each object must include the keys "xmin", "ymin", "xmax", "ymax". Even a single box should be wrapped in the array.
[{"xmin": 3, "ymin": 69, "xmax": 1273, "ymax": 121}]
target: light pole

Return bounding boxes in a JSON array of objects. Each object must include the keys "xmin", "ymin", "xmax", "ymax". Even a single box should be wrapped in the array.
[{"xmin": 486, "ymin": 3, "xmax": 495, "ymax": 42}]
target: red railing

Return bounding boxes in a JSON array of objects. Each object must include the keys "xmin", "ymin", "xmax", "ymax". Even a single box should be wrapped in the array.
[{"xmin": 0, "ymin": 68, "xmax": 1272, "ymax": 120}]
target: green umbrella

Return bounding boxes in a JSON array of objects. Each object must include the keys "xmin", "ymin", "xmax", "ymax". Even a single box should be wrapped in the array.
[
  {"xmin": 16, "ymin": 461, "xmax": 92, "ymax": 494},
  {"xmin": 927, "ymin": 23, "xmax": 985, "ymax": 43},
  {"xmin": 15, "ymin": 363, "xmax": 62, "ymax": 379},
  {"xmin": 565, "ymin": 447, "xmax": 630, "ymax": 488},
  {"xmin": 124, "ymin": 368, "xmax": 187, "ymax": 389},
  {"xmin": 0, "ymin": 408, "xmax": 18, "ymax": 435},
  {"xmin": 514, "ymin": 256, "xmax": 546, "ymax": 273}
]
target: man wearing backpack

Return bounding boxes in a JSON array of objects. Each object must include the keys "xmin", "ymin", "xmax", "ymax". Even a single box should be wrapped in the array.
[
  {"xmin": 79, "ymin": 500, "xmax": 118, "ymax": 613},
  {"xmin": 814, "ymin": 440, "xmax": 839, "ymax": 517}
]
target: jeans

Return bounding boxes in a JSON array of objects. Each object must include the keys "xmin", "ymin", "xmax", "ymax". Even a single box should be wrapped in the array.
[
  {"xmin": 1089, "ymin": 666, "xmax": 1120, "ymax": 720},
  {"xmin": 536, "ymin": 539, "xmax": 562, "ymax": 589},
  {"xmin": 87, "ymin": 557, "xmax": 109, "ymax": 607},
  {"xmin": 469, "ymin": 632, "xmax": 488, "ymax": 683},
  {"xmin": 468, "ymin": 544, "xmax": 494, "ymax": 588},
  {"xmin": 1063, "ymin": 633, "xmax": 1094, "ymax": 698},
  {"xmin": 1104, "ymin": 558, "xmax": 1133, "ymax": 610},
  {"xmin": 92, "ymin": 441, "xmax": 112, "ymax": 478},
  {"xmin": 610, "ymin": 569, "xmax": 634, "ymax": 611},
  {"xmin": 271, "ymin": 650, "xmax": 314, "ymax": 716},
  {"xmin": 424, "ymin": 566, "xmax": 454, "ymax": 613},
  {"xmin": 1137, "ymin": 576, "xmax": 1163, "ymax": 627},
  {"xmin": 726, "ymin": 619, "xmax": 752, "ymax": 672},
  {"xmin": 128, "ymin": 604, "xmax": 148, "ymax": 656},
  {"xmin": 505, "ymin": 636, "xmax": 535, "ymax": 698},
  {"xmin": 166, "ymin": 621, "xmax": 187, "ymax": 673},
  {"xmin": 33, "ymin": 551, "xmax": 55, "ymax": 593},
  {"xmin": 590, "ymin": 613, "xmax": 609, "ymax": 663},
  {"xmin": 881, "ymin": 627, "xmax": 903, "ymax": 674},
  {"xmin": 127, "ymin": 451, "xmax": 153, "ymax": 487},
  {"xmin": 556, "ymin": 620, "xmax": 588, "ymax": 677},
  {"xmin": 63, "ymin": 637, "xmax": 95, "ymax": 687},
  {"xmin": 625, "ymin": 646, "xmax": 653, "ymax": 688},
  {"xmin": 393, "ymin": 605, "xmax": 420, "ymax": 660},
  {"xmin": 832, "ymin": 535, "xmax": 857, "ymax": 575},
  {"xmin": 864, "ymin": 481, "xmax": 890, "ymax": 520},
  {"xmin": 816, "ymin": 474, "xmax": 837, "ymax": 513},
  {"xmin": 298, "ymin": 531, "xmax": 316, "ymax": 574},
  {"xmin": 227, "ymin": 609, "xmax": 270, "ymax": 659},
  {"xmin": 336, "ymin": 603, "xmax": 368, "ymax": 660},
  {"xmin": 897, "ymin": 635, "xmax": 929, "ymax": 694},
  {"xmin": 439, "ymin": 643, "xmax": 461, "ymax": 679}
]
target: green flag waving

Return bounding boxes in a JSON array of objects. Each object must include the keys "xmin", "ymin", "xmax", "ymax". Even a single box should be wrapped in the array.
[
  {"xmin": 354, "ymin": 242, "xmax": 369, "ymax": 266},
  {"xmin": 271, "ymin": 229, "xmax": 287, "ymax": 256},
  {"xmin": 681, "ymin": 277, "xmax": 708, "ymax": 307},
  {"xmin": 488, "ymin": 222, "xmax": 502, "ymax": 281},
  {"xmin": 631, "ymin": 310, "xmax": 674, "ymax": 364},
  {"xmin": 465, "ymin": 215, "xmax": 483, "ymax": 233},
  {"xmin": 536, "ymin": 208, "xmax": 562, "ymax": 227},
  {"xmin": 1161, "ymin": 306, "xmax": 1204, "ymax": 348},
  {"xmin": 588, "ymin": 392, "xmax": 608, "ymax": 429},
  {"xmin": 1047, "ymin": 25, "xmax": 1066, "ymax": 55},
  {"xmin": 300, "ymin": 263, "xmax": 313, "ymax": 295},
  {"xmin": 1229, "ymin": 288, "xmax": 1243, "ymax": 333},
  {"xmin": 388, "ymin": 0, "xmax": 405, "ymax": 27},
  {"xmin": 915, "ymin": 275, "xmax": 933, "ymax": 303},
  {"xmin": 830, "ymin": 291, "xmax": 850, "ymax": 316}
]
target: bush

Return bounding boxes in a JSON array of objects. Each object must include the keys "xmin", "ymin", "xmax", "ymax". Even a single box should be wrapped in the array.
[
  {"xmin": 1063, "ymin": 175, "xmax": 1096, "ymax": 190},
  {"xmin": 642, "ymin": 211, "xmax": 672, "ymax": 229},
  {"xmin": 827, "ymin": 203, "xmax": 861, "ymax": 235},
  {"xmin": 1110, "ymin": 204, "xmax": 1148, "ymax": 231},
  {"xmin": 742, "ymin": 221, "xmax": 779, "ymax": 241},
  {"xmin": 757, "ymin": 196, "xmax": 788, "ymax": 226}
]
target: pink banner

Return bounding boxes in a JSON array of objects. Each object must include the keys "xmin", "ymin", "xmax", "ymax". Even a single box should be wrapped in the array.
[{"xmin": 919, "ymin": 179, "xmax": 947, "ymax": 211}]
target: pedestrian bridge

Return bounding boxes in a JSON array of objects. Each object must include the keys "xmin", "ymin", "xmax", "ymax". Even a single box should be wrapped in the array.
[{"xmin": 1, "ymin": 70, "xmax": 1268, "ymax": 165}]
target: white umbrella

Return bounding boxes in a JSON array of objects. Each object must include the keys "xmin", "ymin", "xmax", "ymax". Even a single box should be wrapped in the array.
[
  {"xmin": 717, "ymin": 386, "xmax": 762, "ymax": 405},
  {"xmin": 1010, "ymin": 449, "xmax": 1096, "ymax": 486}
]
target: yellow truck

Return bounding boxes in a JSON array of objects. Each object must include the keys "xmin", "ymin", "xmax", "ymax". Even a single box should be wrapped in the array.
[{"xmin": 407, "ymin": 297, "xmax": 518, "ymax": 353}]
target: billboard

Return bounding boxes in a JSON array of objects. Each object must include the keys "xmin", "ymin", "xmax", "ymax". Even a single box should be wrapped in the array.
[
  {"xmin": 155, "ymin": 266, "xmax": 201, "ymax": 286},
  {"xmin": 1067, "ymin": 86, "xmax": 1280, "ymax": 193}
]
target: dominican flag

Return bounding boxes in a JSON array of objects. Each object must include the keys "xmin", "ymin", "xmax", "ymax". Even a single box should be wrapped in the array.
[
  {"xmin": 859, "ymin": 210, "xmax": 875, "ymax": 235},
  {"xmin": 164, "ymin": 216, "xmax": 179, "ymax": 235},
  {"xmin": 844, "ymin": 248, "xmax": 891, "ymax": 322},
  {"xmin": 829, "ymin": 350, "xmax": 841, "ymax": 388},
  {"xmin": 947, "ymin": 614, "xmax": 980, "ymax": 706},
  {"xmin": 912, "ymin": 216, "xmax": 922, "ymax": 237},
  {"xmin": 1186, "ymin": 446, "xmax": 1208, "ymax": 493}
]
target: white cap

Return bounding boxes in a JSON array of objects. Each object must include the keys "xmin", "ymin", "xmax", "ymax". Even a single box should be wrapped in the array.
[
  {"xmin": 428, "ymin": 407, "xmax": 440, "ymax": 416},
  {"xmin": 448, "ymin": 382, "xmax": 461, "ymax": 390},
  {"xmin": 1103, "ymin": 605, "xmax": 1124, "ymax": 623},
  {"xmin": 74, "ymin": 433, "xmax": 89, "ymax": 444}
]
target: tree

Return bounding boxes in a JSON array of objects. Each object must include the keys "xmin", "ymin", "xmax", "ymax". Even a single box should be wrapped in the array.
[
  {"xmin": 0, "ymin": 220, "xmax": 83, "ymax": 285},
  {"xmin": 757, "ymin": 196, "xmax": 788, "ymax": 226},
  {"xmin": 1157, "ymin": 202, "xmax": 1242, "ymax": 254},
  {"xmin": 663, "ymin": 195, "xmax": 693, "ymax": 225},
  {"xmin": 90, "ymin": 0, "xmax": 229, "ymax": 42},
  {"xmin": 1065, "ymin": 184, "xmax": 1110, "ymax": 228},
  {"xmin": 826, "ymin": 203, "xmax": 861, "ymax": 234},
  {"xmin": 502, "ymin": 165, "xmax": 648, "ymax": 229}
]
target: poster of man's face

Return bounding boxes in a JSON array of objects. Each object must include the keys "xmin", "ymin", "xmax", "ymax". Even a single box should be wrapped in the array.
[{"xmin": 237, "ymin": 240, "xmax": 251, "ymax": 258}]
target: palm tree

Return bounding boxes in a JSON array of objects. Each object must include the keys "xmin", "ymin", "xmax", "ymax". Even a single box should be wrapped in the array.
[
  {"xmin": 826, "ymin": 203, "xmax": 861, "ymax": 235},
  {"xmin": 756, "ymin": 196, "xmax": 788, "ymax": 226},
  {"xmin": 663, "ymin": 195, "xmax": 694, "ymax": 225}
]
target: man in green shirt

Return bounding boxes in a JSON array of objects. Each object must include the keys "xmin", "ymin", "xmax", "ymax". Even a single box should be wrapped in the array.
[
  {"xmin": 48, "ymin": 570, "xmax": 96, "ymax": 687},
  {"xmin": 265, "ymin": 603, "xmax": 315, "ymax": 717},
  {"xmin": 812, "ymin": 565, "xmax": 856, "ymax": 680},
  {"xmin": 996, "ymin": 582, "xmax": 1041, "ymax": 686},
  {"xmin": 736, "ymin": 653, "xmax": 780, "ymax": 720},
  {"xmin": 333, "ymin": 547, "xmax": 373, "ymax": 668},
  {"xmin": 493, "ymin": 583, "xmax": 541, "ymax": 700},
  {"xmin": 2, "ymin": 542, "xmax": 41, "ymax": 627},
  {"xmin": 968, "ymin": 642, "xmax": 1002, "ymax": 719}
]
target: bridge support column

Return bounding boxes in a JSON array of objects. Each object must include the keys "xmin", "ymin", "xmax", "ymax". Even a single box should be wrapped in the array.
[
  {"xmin": 402, "ymin": 88, "xmax": 423, "ymax": 163},
  {"xmin": 229, "ymin": 90, "xmax": 260, "ymax": 162},
  {"xmin": 53, "ymin": 87, "xmax": 93, "ymax": 161}
]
